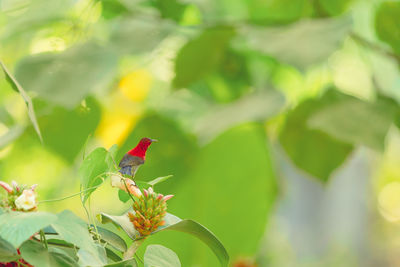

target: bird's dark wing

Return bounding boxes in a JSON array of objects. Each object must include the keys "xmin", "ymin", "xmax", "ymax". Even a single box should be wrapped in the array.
[{"xmin": 118, "ymin": 154, "xmax": 145, "ymax": 168}]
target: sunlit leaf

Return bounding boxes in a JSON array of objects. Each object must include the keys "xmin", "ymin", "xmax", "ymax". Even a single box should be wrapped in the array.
[
  {"xmin": 375, "ymin": 1, "xmax": 400, "ymax": 54},
  {"xmin": 0, "ymin": 60, "xmax": 42, "ymax": 142},
  {"xmin": 173, "ymin": 26, "xmax": 236, "ymax": 88},
  {"xmin": 0, "ymin": 211, "xmax": 57, "ymax": 248},
  {"xmin": 241, "ymin": 17, "xmax": 352, "ymax": 69},
  {"xmin": 144, "ymin": 244, "xmax": 181, "ymax": 267},
  {"xmin": 80, "ymin": 146, "xmax": 117, "ymax": 204},
  {"xmin": 20, "ymin": 240, "xmax": 79, "ymax": 267},
  {"xmin": 15, "ymin": 43, "xmax": 118, "ymax": 108},
  {"xmin": 148, "ymin": 175, "xmax": 173, "ymax": 187}
]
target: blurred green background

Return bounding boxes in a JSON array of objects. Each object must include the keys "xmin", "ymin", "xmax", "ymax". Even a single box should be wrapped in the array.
[{"xmin": 1, "ymin": 0, "xmax": 400, "ymax": 266}]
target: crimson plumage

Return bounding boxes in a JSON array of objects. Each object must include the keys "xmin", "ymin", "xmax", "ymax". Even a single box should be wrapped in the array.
[{"xmin": 118, "ymin": 137, "xmax": 157, "ymax": 177}]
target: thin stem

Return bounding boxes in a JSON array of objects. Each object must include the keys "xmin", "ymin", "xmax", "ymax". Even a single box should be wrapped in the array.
[
  {"xmin": 38, "ymin": 184, "xmax": 103, "ymax": 203},
  {"xmin": 123, "ymin": 178, "xmax": 136, "ymax": 203},
  {"xmin": 39, "ymin": 230, "xmax": 48, "ymax": 249},
  {"xmin": 80, "ymin": 184, "xmax": 91, "ymax": 223},
  {"xmin": 39, "ymin": 171, "xmax": 116, "ymax": 204},
  {"xmin": 350, "ymin": 32, "xmax": 400, "ymax": 63}
]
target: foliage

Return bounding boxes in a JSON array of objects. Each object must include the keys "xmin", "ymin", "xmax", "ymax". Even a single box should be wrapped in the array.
[{"xmin": 1, "ymin": 0, "xmax": 400, "ymax": 266}]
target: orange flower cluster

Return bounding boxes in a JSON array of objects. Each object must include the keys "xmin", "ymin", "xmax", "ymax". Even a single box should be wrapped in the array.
[{"xmin": 128, "ymin": 187, "xmax": 173, "ymax": 236}]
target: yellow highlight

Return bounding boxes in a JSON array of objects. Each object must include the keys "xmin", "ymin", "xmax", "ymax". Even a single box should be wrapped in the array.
[
  {"xmin": 96, "ymin": 69, "xmax": 152, "ymax": 147},
  {"xmin": 118, "ymin": 69, "xmax": 152, "ymax": 102},
  {"xmin": 96, "ymin": 110, "xmax": 140, "ymax": 148},
  {"xmin": 378, "ymin": 182, "xmax": 400, "ymax": 222}
]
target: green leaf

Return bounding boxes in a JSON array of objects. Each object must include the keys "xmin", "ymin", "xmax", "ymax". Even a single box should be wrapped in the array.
[
  {"xmin": 279, "ymin": 90, "xmax": 353, "ymax": 181},
  {"xmin": 0, "ymin": 0, "xmax": 75, "ymax": 41},
  {"xmin": 104, "ymin": 258, "xmax": 138, "ymax": 267},
  {"xmin": 37, "ymin": 97, "xmax": 101, "ymax": 162},
  {"xmin": 247, "ymin": 0, "xmax": 312, "ymax": 24},
  {"xmin": 105, "ymin": 247, "xmax": 123, "ymax": 262},
  {"xmin": 15, "ymin": 43, "xmax": 118, "ymax": 108},
  {"xmin": 99, "ymin": 0, "xmax": 129, "ymax": 19},
  {"xmin": 241, "ymin": 17, "xmax": 352, "ymax": 69},
  {"xmin": 80, "ymin": 146, "xmax": 116, "ymax": 204},
  {"xmin": 152, "ymin": 0, "xmax": 188, "ymax": 22},
  {"xmin": 20, "ymin": 240, "xmax": 79, "ymax": 267},
  {"xmin": 99, "ymin": 211, "xmax": 228, "ymax": 266},
  {"xmin": 97, "ymin": 226, "xmax": 127, "ymax": 252},
  {"xmin": 0, "ymin": 237, "xmax": 19, "ymax": 262},
  {"xmin": 77, "ymin": 244, "xmax": 107, "ymax": 267},
  {"xmin": 157, "ymin": 124, "xmax": 273, "ymax": 266},
  {"xmin": 0, "ymin": 106, "xmax": 14, "ymax": 125},
  {"xmin": 109, "ymin": 16, "xmax": 172, "ymax": 54},
  {"xmin": 307, "ymin": 94, "xmax": 395, "ymax": 151},
  {"xmin": 173, "ymin": 26, "xmax": 236, "ymax": 88},
  {"xmin": 0, "ymin": 125, "xmax": 24, "ymax": 149},
  {"xmin": 156, "ymin": 220, "xmax": 228, "ymax": 266},
  {"xmin": 97, "ymin": 211, "xmax": 140, "ymax": 240},
  {"xmin": 144, "ymin": 244, "xmax": 181, "ymax": 267},
  {"xmin": 147, "ymin": 175, "xmax": 173, "ymax": 187},
  {"xmin": 194, "ymin": 90, "xmax": 285, "ymax": 143},
  {"xmin": 118, "ymin": 189, "xmax": 131, "ymax": 203},
  {"xmin": 317, "ymin": 0, "xmax": 354, "ymax": 16},
  {"xmin": 375, "ymin": 1, "xmax": 400, "ymax": 54},
  {"xmin": 0, "ymin": 211, "xmax": 57, "ymax": 248},
  {"xmin": 0, "ymin": 60, "xmax": 42, "ymax": 142},
  {"xmin": 51, "ymin": 210, "xmax": 106, "ymax": 264}
]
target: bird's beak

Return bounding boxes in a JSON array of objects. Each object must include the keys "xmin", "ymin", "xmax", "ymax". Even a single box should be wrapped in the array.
[{"xmin": 150, "ymin": 139, "xmax": 158, "ymax": 143}]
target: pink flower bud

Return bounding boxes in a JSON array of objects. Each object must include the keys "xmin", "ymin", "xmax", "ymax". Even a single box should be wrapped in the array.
[
  {"xmin": 31, "ymin": 184, "xmax": 38, "ymax": 191},
  {"xmin": 143, "ymin": 189, "xmax": 149, "ymax": 197},
  {"xmin": 157, "ymin": 194, "xmax": 164, "ymax": 200},
  {"xmin": 148, "ymin": 187, "xmax": 154, "ymax": 195},
  {"xmin": 0, "ymin": 181, "xmax": 13, "ymax": 193},
  {"xmin": 126, "ymin": 179, "xmax": 142, "ymax": 198},
  {"xmin": 12, "ymin": 180, "xmax": 20, "ymax": 191},
  {"xmin": 163, "ymin": 195, "xmax": 174, "ymax": 201}
]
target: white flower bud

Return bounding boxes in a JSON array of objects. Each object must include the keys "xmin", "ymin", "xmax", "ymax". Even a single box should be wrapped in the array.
[{"xmin": 15, "ymin": 189, "xmax": 37, "ymax": 211}]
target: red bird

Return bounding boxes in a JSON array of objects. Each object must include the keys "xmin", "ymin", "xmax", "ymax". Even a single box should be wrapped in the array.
[{"xmin": 119, "ymin": 137, "xmax": 157, "ymax": 177}]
